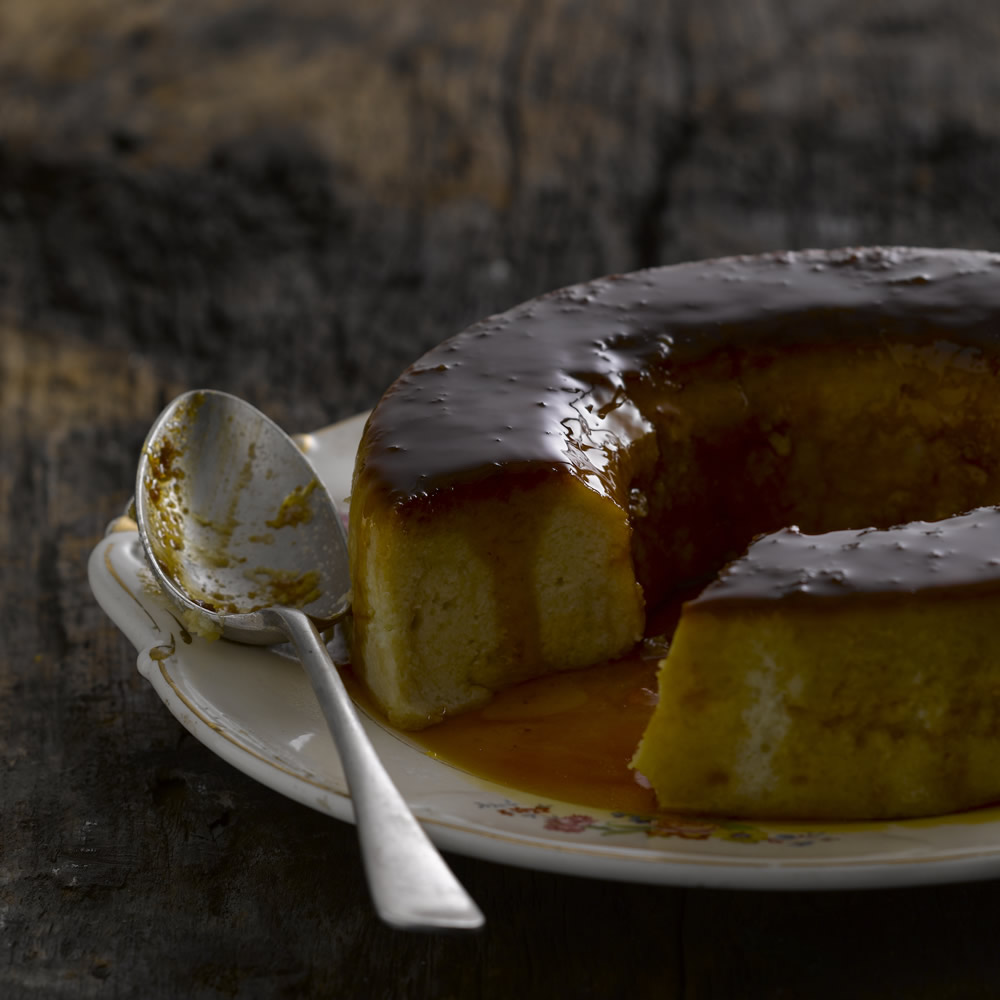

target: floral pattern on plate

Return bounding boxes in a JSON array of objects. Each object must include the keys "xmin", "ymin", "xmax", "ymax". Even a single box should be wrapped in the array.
[{"xmin": 480, "ymin": 800, "xmax": 838, "ymax": 846}]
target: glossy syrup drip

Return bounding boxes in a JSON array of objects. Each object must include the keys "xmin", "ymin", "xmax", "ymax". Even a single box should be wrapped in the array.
[
  {"xmin": 340, "ymin": 630, "xmax": 664, "ymax": 813},
  {"xmin": 693, "ymin": 507, "xmax": 1000, "ymax": 606},
  {"xmin": 411, "ymin": 650, "xmax": 661, "ymax": 814},
  {"xmin": 407, "ymin": 604, "xmax": 683, "ymax": 812},
  {"xmin": 355, "ymin": 247, "xmax": 1000, "ymax": 509}
]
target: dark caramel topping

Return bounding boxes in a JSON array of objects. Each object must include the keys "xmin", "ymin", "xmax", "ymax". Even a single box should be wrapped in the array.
[
  {"xmin": 355, "ymin": 247, "xmax": 1000, "ymax": 507},
  {"xmin": 693, "ymin": 507, "xmax": 1000, "ymax": 605}
]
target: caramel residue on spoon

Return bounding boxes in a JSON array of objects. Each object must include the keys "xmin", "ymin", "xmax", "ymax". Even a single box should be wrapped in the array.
[{"xmin": 266, "ymin": 479, "xmax": 320, "ymax": 529}]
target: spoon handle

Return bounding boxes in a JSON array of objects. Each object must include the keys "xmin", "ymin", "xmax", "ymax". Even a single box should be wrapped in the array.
[{"xmin": 263, "ymin": 607, "xmax": 485, "ymax": 933}]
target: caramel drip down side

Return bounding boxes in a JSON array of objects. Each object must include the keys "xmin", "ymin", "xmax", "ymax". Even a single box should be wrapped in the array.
[{"xmin": 458, "ymin": 494, "xmax": 547, "ymax": 682}]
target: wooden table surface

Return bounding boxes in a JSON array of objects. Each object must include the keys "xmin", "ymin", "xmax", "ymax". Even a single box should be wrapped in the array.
[{"xmin": 5, "ymin": 1, "xmax": 1000, "ymax": 996}]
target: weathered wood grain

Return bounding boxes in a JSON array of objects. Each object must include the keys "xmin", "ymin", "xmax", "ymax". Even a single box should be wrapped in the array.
[
  {"xmin": 3, "ymin": 0, "xmax": 1000, "ymax": 996},
  {"xmin": 2, "ymin": 0, "xmax": 998, "ymax": 417}
]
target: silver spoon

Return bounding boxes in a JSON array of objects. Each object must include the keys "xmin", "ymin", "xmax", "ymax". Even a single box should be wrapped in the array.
[{"xmin": 134, "ymin": 389, "xmax": 484, "ymax": 932}]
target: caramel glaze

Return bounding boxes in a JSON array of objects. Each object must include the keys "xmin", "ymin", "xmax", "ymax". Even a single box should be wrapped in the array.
[
  {"xmin": 404, "ymin": 601, "xmax": 684, "ymax": 813},
  {"xmin": 354, "ymin": 247, "xmax": 1000, "ymax": 514},
  {"xmin": 694, "ymin": 507, "xmax": 1000, "ymax": 608},
  {"xmin": 409, "ymin": 646, "xmax": 662, "ymax": 814}
]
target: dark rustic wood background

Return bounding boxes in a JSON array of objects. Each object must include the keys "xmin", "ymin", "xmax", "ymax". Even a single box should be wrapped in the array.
[{"xmin": 4, "ymin": 1, "xmax": 1000, "ymax": 996}]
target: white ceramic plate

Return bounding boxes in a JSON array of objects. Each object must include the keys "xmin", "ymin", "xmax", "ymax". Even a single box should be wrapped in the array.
[{"xmin": 89, "ymin": 412, "xmax": 1000, "ymax": 890}]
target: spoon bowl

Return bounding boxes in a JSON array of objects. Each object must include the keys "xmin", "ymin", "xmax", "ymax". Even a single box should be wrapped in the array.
[
  {"xmin": 135, "ymin": 389, "xmax": 484, "ymax": 932},
  {"xmin": 135, "ymin": 389, "xmax": 350, "ymax": 645}
]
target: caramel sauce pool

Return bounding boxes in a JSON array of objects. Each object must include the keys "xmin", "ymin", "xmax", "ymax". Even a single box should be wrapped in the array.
[
  {"xmin": 411, "ymin": 646, "xmax": 661, "ymax": 813},
  {"xmin": 338, "ymin": 596, "xmax": 1000, "ymax": 828},
  {"xmin": 401, "ymin": 602, "xmax": 683, "ymax": 813}
]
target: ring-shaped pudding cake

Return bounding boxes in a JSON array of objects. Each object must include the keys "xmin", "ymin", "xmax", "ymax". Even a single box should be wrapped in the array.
[{"xmin": 348, "ymin": 246, "xmax": 1000, "ymax": 820}]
